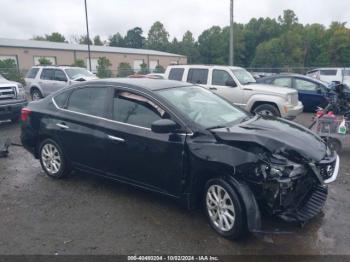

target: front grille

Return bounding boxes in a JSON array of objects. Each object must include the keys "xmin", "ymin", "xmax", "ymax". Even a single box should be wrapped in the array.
[
  {"xmin": 0, "ymin": 86, "xmax": 16, "ymax": 100},
  {"xmin": 317, "ymin": 157, "xmax": 337, "ymax": 181},
  {"xmin": 291, "ymin": 93, "xmax": 298, "ymax": 105}
]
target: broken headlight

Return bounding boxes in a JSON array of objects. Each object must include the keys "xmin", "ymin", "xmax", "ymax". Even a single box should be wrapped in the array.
[{"xmin": 256, "ymin": 154, "xmax": 306, "ymax": 181}]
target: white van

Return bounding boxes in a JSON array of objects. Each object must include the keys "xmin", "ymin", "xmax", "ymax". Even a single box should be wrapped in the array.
[
  {"xmin": 164, "ymin": 65, "xmax": 303, "ymax": 119},
  {"xmin": 306, "ymin": 68, "xmax": 350, "ymax": 86}
]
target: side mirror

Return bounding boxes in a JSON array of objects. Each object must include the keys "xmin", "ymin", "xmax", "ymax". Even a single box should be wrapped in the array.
[
  {"xmin": 225, "ymin": 80, "xmax": 237, "ymax": 87},
  {"xmin": 151, "ymin": 119, "xmax": 178, "ymax": 134}
]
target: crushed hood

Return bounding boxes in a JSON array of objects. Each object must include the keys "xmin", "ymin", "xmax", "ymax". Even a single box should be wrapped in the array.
[{"xmin": 211, "ymin": 116, "xmax": 327, "ymax": 162}]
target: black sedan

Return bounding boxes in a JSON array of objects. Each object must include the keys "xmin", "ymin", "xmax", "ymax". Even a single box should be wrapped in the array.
[
  {"xmin": 257, "ymin": 74, "xmax": 333, "ymax": 112},
  {"xmin": 20, "ymin": 79, "xmax": 339, "ymax": 239}
]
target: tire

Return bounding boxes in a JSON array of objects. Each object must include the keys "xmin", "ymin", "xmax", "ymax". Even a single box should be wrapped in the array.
[
  {"xmin": 39, "ymin": 139, "xmax": 70, "ymax": 179},
  {"xmin": 204, "ymin": 178, "xmax": 247, "ymax": 240},
  {"xmin": 31, "ymin": 88, "xmax": 43, "ymax": 101},
  {"xmin": 254, "ymin": 104, "xmax": 280, "ymax": 117}
]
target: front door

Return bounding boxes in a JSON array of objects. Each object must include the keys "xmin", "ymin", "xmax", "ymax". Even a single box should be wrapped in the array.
[
  {"xmin": 209, "ymin": 69, "xmax": 244, "ymax": 106},
  {"xmin": 293, "ymin": 78, "xmax": 326, "ymax": 111},
  {"xmin": 104, "ymin": 88, "xmax": 186, "ymax": 195}
]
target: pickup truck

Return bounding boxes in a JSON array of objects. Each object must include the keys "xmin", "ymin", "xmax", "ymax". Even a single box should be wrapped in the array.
[{"xmin": 0, "ymin": 74, "xmax": 27, "ymax": 122}]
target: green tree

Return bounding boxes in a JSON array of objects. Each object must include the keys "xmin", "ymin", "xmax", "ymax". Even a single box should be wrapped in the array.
[
  {"xmin": 154, "ymin": 64, "xmax": 165, "ymax": 73},
  {"xmin": 278, "ymin": 9, "xmax": 299, "ymax": 29},
  {"xmin": 109, "ymin": 33, "xmax": 125, "ymax": 47},
  {"xmin": 96, "ymin": 57, "xmax": 112, "ymax": 78},
  {"xmin": 38, "ymin": 57, "xmax": 53, "ymax": 66},
  {"xmin": 93, "ymin": 35, "xmax": 103, "ymax": 46},
  {"xmin": 124, "ymin": 27, "xmax": 145, "ymax": 48},
  {"xmin": 180, "ymin": 31, "xmax": 200, "ymax": 63},
  {"xmin": 79, "ymin": 35, "xmax": 93, "ymax": 45},
  {"xmin": 32, "ymin": 32, "xmax": 66, "ymax": 42},
  {"xmin": 146, "ymin": 21, "xmax": 170, "ymax": 51},
  {"xmin": 117, "ymin": 62, "xmax": 134, "ymax": 77},
  {"xmin": 0, "ymin": 59, "xmax": 24, "ymax": 84},
  {"xmin": 139, "ymin": 63, "xmax": 149, "ymax": 74},
  {"xmin": 71, "ymin": 59, "xmax": 85, "ymax": 68}
]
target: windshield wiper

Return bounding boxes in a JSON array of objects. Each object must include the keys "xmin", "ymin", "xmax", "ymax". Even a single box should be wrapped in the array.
[{"xmin": 206, "ymin": 125, "xmax": 227, "ymax": 130}]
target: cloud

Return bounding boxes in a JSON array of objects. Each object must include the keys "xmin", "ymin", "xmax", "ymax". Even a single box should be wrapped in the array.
[{"xmin": 0, "ymin": 0, "xmax": 349, "ymax": 41}]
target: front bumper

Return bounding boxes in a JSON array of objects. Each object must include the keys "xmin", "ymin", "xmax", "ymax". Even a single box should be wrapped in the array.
[
  {"xmin": 281, "ymin": 101, "xmax": 304, "ymax": 119},
  {"xmin": 0, "ymin": 100, "xmax": 28, "ymax": 120}
]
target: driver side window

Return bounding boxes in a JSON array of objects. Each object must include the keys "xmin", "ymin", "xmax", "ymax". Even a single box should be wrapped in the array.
[
  {"xmin": 212, "ymin": 70, "xmax": 235, "ymax": 86},
  {"xmin": 112, "ymin": 90, "xmax": 166, "ymax": 128}
]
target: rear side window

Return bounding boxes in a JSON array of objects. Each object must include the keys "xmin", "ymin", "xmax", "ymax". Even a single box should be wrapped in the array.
[
  {"xmin": 168, "ymin": 68, "xmax": 184, "ymax": 81},
  {"xmin": 54, "ymin": 91, "xmax": 70, "ymax": 108},
  {"xmin": 187, "ymin": 69, "xmax": 208, "ymax": 84},
  {"xmin": 272, "ymin": 77, "xmax": 292, "ymax": 88},
  {"xmin": 295, "ymin": 79, "xmax": 318, "ymax": 91},
  {"xmin": 40, "ymin": 69, "xmax": 55, "ymax": 80},
  {"xmin": 26, "ymin": 68, "xmax": 39, "ymax": 79},
  {"xmin": 113, "ymin": 91, "xmax": 164, "ymax": 128},
  {"xmin": 67, "ymin": 87, "xmax": 108, "ymax": 117},
  {"xmin": 320, "ymin": 70, "xmax": 337, "ymax": 76},
  {"xmin": 343, "ymin": 69, "xmax": 350, "ymax": 76}
]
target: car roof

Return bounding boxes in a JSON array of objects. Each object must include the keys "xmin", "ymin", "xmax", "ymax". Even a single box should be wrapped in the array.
[
  {"xmin": 260, "ymin": 73, "xmax": 329, "ymax": 86},
  {"xmin": 85, "ymin": 78, "xmax": 193, "ymax": 91},
  {"xmin": 31, "ymin": 66, "xmax": 85, "ymax": 70},
  {"xmin": 167, "ymin": 64, "xmax": 244, "ymax": 70}
]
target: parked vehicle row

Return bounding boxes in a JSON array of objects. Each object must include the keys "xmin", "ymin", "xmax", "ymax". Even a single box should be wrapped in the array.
[
  {"xmin": 20, "ymin": 78, "xmax": 339, "ymax": 240},
  {"xmin": 165, "ymin": 65, "xmax": 303, "ymax": 119},
  {"xmin": 0, "ymin": 73, "xmax": 27, "ymax": 122},
  {"xmin": 307, "ymin": 67, "xmax": 350, "ymax": 86}
]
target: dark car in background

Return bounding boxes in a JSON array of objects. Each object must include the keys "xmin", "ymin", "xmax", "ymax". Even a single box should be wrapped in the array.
[
  {"xmin": 21, "ymin": 79, "xmax": 339, "ymax": 240},
  {"xmin": 257, "ymin": 74, "xmax": 333, "ymax": 112}
]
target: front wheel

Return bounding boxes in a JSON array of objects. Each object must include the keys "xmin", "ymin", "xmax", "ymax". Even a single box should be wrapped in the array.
[
  {"xmin": 254, "ymin": 104, "xmax": 280, "ymax": 117},
  {"xmin": 204, "ymin": 178, "xmax": 247, "ymax": 240},
  {"xmin": 39, "ymin": 139, "xmax": 70, "ymax": 178}
]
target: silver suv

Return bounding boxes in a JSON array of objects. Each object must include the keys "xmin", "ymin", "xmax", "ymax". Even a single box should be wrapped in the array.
[
  {"xmin": 25, "ymin": 66, "xmax": 98, "ymax": 101},
  {"xmin": 165, "ymin": 65, "xmax": 303, "ymax": 119}
]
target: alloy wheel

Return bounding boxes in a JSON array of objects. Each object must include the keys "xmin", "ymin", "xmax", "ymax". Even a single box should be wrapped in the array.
[
  {"xmin": 41, "ymin": 143, "xmax": 62, "ymax": 175},
  {"xmin": 32, "ymin": 91, "xmax": 41, "ymax": 101},
  {"xmin": 206, "ymin": 185, "xmax": 236, "ymax": 232}
]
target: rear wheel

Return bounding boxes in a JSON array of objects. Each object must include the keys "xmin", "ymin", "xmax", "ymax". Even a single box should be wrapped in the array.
[
  {"xmin": 254, "ymin": 104, "xmax": 280, "ymax": 117},
  {"xmin": 31, "ymin": 89, "xmax": 43, "ymax": 101},
  {"xmin": 204, "ymin": 178, "xmax": 247, "ymax": 240},
  {"xmin": 39, "ymin": 139, "xmax": 70, "ymax": 178}
]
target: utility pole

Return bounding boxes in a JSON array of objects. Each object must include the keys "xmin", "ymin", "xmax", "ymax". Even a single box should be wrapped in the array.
[
  {"xmin": 84, "ymin": 0, "xmax": 92, "ymax": 71},
  {"xmin": 229, "ymin": 0, "xmax": 234, "ymax": 66}
]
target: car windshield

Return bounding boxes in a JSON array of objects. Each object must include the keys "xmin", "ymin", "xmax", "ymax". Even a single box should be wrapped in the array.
[
  {"xmin": 157, "ymin": 85, "xmax": 247, "ymax": 129},
  {"xmin": 65, "ymin": 68, "xmax": 94, "ymax": 79},
  {"xmin": 231, "ymin": 69, "xmax": 256, "ymax": 85}
]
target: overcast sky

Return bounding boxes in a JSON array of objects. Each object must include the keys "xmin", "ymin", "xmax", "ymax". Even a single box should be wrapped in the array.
[{"xmin": 0, "ymin": 0, "xmax": 349, "ymax": 41}]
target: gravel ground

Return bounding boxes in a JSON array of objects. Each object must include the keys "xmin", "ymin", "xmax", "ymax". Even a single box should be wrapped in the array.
[{"xmin": 0, "ymin": 113, "xmax": 349, "ymax": 255}]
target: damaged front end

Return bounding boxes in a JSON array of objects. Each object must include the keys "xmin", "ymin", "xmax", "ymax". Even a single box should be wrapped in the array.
[{"xmin": 238, "ymin": 150, "xmax": 339, "ymax": 224}]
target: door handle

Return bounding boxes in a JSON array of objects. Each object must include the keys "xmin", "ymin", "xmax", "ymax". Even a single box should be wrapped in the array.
[
  {"xmin": 243, "ymin": 88, "xmax": 253, "ymax": 91},
  {"xmin": 107, "ymin": 135, "xmax": 125, "ymax": 143},
  {"xmin": 209, "ymin": 87, "xmax": 217, "ymax": 91},
  {"xmin": 56, "ymin": 123, "xmax": 69, "ymax": 129}
]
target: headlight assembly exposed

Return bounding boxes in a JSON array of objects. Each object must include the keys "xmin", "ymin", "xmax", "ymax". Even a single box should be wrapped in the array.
[{"xmin": 255, "ymin": 155, "xmax": 306, "ymax": 180}]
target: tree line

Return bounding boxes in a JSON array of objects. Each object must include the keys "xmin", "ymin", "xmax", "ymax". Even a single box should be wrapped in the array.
[{"xmin": 32, "ymin": 9, "xmax": 350, "ymax": 70}]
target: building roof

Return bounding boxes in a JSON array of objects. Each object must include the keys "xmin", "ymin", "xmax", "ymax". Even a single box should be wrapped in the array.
[{"xmin": 0, "ymin": 37, "xmax": 185, "ymax": 58}]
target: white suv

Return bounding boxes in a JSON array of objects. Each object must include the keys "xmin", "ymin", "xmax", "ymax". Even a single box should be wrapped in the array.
[
  {"xmin": 165, "ymin": 65, "xmax": 303, "ymax": 119},
  {"xmin": 25, "ymin": 66, "xmax": 98, "ymax": 101}
]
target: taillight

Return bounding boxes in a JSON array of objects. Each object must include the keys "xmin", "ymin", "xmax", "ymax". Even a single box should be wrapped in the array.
[{"xmin": 21, "ymin": 107, "xmax": 32, "ymax": 122}]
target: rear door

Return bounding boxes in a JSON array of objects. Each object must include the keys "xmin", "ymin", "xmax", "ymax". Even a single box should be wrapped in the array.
[
  {"xmin": 54, "ymin": 86, "xmax": 109, "ymax": 172},
  {"xmin": 103, "ymin": 88, "xmax": 186, "ymax": 195},
  {"xmin": 39, "ymin": 69, "xmax": 55, "ymax": 96}
]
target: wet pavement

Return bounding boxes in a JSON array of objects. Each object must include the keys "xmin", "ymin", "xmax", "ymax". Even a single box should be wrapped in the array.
[{"xmin": 0, "ymin": 113, "xmax": 349, "ymax": 255}]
